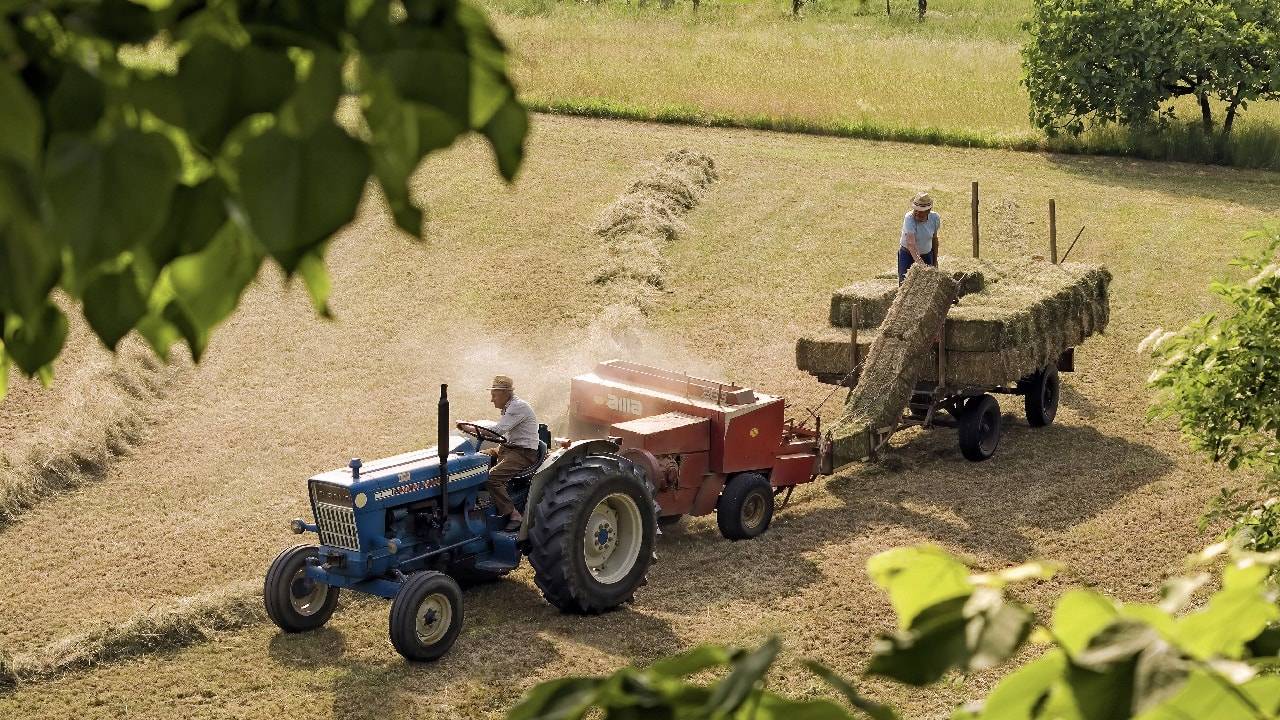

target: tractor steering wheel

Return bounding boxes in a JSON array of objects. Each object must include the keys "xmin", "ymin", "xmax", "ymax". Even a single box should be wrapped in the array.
[{"xmin": 455, "ymin": 421, "xmax": 508, "ymax": 446}]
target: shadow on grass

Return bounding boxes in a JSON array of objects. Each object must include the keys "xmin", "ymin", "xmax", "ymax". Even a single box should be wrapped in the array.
[{"xmin": 839, "ymin": 419, "xmax": 1175, "ymax": 562}]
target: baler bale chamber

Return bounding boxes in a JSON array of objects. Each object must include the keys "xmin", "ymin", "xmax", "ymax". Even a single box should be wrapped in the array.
[{"xmin": 567, "ymin": 360, "xmax": 824, "ymax": 539}]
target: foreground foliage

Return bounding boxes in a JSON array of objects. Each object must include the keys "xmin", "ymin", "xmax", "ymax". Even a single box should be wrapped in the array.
[
  {"xmin": 510, "ymin": 544, "xmax": 1280, "ymax": 720},
  {"xmin": 1146, "ymin": 225, "xmax": 1280, "ymax": 484},
  {"xmin": 1023, "ymin": 0, "xmax": 1280, "ymax": 146},
  {"xmin": 0, "ymin": 0, "xmax": 527, "ymax": 398}
]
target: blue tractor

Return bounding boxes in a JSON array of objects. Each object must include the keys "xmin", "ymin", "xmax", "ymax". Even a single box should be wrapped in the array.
[{"xmin": 264, "ymin": 384, "xmax": 658, "ymax": 661}]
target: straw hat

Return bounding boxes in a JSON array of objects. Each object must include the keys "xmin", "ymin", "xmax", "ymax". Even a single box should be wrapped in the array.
[
  {"xmin": 911, "ymin": 192, "xmax": 934, "ymax": 211},
  {"xmin": 489, "ymin": 375, "xmax": 515, "ymax": 391}
]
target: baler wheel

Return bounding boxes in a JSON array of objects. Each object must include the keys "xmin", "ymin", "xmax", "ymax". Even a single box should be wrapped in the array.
[
  {"xmin": 958, "ymin": 394, "xmax": 1002, "ymax": 462},
  {"xmin": 389, "ymin": 571, "xmax": 464, "ymax": 662},
  {"xmin": 716, "ymin": 473, "xmax": 774, "ymax": 541},
  {"xmin": 1019, "ymin": 365, "xmax": 1060, "ymax": 428},
  {"xmin": 264, "ymin": 544, "xmax": 339, "ymax": 633},
  {"xmin": 528, "ymin": 454, "xmax": 657, "ymax": 614}
]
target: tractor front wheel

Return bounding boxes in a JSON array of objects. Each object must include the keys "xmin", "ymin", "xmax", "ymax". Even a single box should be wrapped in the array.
[
  {"xmin": 528, "ymin": 454, "xmax": 657, "ymax": 614},
  {"xmin": 717, "ymin": 472, "xmax": 774, "ymax": 540},
  {"xmin": 389, "ymin": 571, "xmax": 464, "ymax": 662},
  {"xmin": 264, "ymin": 544, "xmax": 339, "ymax": 633}
]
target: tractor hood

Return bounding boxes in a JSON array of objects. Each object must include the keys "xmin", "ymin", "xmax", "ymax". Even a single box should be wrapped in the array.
[{"xmin": 307, "ymin": 434, "xmax": 489, "ymax": 507}]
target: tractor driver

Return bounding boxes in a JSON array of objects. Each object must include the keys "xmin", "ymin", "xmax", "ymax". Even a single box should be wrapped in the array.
[{"xmin": 479, "ymin": 375, "xmax": 540, "ymax": 531}]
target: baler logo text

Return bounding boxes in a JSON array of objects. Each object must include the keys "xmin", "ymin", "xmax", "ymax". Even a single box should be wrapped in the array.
[{"xmin": 607, "ymin": 394, "xmax": 643, "ymax": 416}]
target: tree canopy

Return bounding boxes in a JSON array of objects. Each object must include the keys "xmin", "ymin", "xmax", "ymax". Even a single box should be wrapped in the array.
[
  {"xmin": 1022, "ymin": 0, "xmax": 1280, "ymax": 141},
  {"xmin": 0, "ymin": 0, "xmax": 528, "ymax": 400}
]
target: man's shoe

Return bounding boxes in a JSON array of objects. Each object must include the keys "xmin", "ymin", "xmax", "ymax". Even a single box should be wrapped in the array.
[{"xmin": 504, "ymin": 515, "xmax": 522, "ymax": 531}]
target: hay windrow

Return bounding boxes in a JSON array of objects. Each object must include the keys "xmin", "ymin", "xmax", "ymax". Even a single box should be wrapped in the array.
[
  {"xmin": 592, "ymin": 148, "xmax": 718, "ymax": 313},
  {"xmin": 0, "ymin": 342, "xmax": 179, "ymax": 530},
  {"xmin": 7, "ymin": 580, "xmax": 264, "ymax": 686}
]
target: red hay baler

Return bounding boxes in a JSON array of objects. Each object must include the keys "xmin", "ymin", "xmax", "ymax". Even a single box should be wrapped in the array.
[{"xmin": 567, "ymin": 360, "xmax": 828, "ymax": 539}]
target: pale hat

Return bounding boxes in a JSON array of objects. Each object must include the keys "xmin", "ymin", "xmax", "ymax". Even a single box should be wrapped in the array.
[
  {"xmin": 911, "ymin": 192, "xmax": 934, "ymax": 211},
  {"xmin": 489, "ymin": 375, "xmax": 514, "ymax": 391}
]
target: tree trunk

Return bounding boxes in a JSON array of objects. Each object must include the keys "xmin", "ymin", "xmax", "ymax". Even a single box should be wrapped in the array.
[
  {"xmin": 918, "ymin": 0, "xmax": 926, "ymax": 19},
  {"xmin": 1198, "ymin": 92, "xmax": 1214, "ymax": 135},
  {"xmin": 1222, "ymin": 83, "xmax": 1244, "ymax": 139},
  {"xmin": 692, "ymin": 0, "xmax": 699, "ymax": 10},
  {"xmin": 793, "ymin": 0, "xmax": 801, "ymax": 15},
  {"xmin": 886, "ymin": 0, "xmax": 891, "ymax": 16}
]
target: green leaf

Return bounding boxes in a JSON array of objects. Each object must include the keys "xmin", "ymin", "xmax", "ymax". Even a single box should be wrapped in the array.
[
  {"xmin": 805, "ymin": 660, "xmax": 900, "ymax": 720},
  {"xmin": 279, "ymin": 48, "xmax": 344, "ymax": 138},
  {"xmin": 704, "ymin": 638, "xmax": 779, "ymax": 715},
  {"xmin": 751, "ymin": 693, "xmax": 855, "ymax": 720},
  {"xmin": 976, "ymin": 649, "xmax": 1066, "ymax": 720},
  {"xmin": 83, "ymin": 261, "xmax": 149, "ymax": 350},
  {"xmin": 481, "ymin": 94, "xmax": 527, "ymax": 182},
  {"xmin": 1134, "ymin": 667, "xmax": 1270, "ymax": 720},
  {"xmin": 164, "ymin": 222, "xmax": 264, "ymax": 360},
  {"xmin": 0, "ymin": 67, "xmax": 42, "ymax": 169},
  {"xmin": 295, "ymin": 250, "xmax": 332, "ymax": 318},
  {"xmin": 1171, "ymin": 562, "xmax": 1279, "ymax": 660},
  {"xmin": 48, "ymin": 65, "xmax": 105, "ymax": 134},
  {"xmin": 44, "ymin": 129, "xmax": 181, "ymax": 287},
  {"xmin": 147, "ymin": 177, "xmax": 230, "ymax": 268},
  {"xmin": 869, "ymin": 595, "xmax": 970, "ymax": 686},
  {"xmin": 0, "ymin": 339, "xmax": 8, "ymax": 403},
  {"xmin": 149, "ymin": 37, "xmax": 296, "ymax": 153},
  {"xmin": 1073, "ymin": 622, "xmax": 1160, "ymax": 672},
  {"xmin": 3, "ymin": 302, "xmax": 68, "ymax": 375},
  {"xmin": 0, "ymin": 160, "xmax": 60, "ymax": 319},
  {"xmin": 235, "ymin": 122, "xmax": 369, "ymax": 272},
  {"xmin": 1051, "ymin": 590, "xmax": 1120, "ymax": 658},
  {"xmin": 867, "ymin": 545, "xmax": 973, "ymax": 629},
  {"xmin": 648, "ymin": 644, "xmax": 735, "ymax": 677},
  {"xmin": 507, "ymin": 677, "xmax": 603, "ymax": 720},
  {"xmin": 965, "ymin": 588, "xmax": 1034, "ymax": 671}
]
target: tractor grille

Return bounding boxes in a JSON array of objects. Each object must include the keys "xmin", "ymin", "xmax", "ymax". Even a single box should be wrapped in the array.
[
  {"xmin": 315, "ymin": 502, "xmax": 360, "ymax": 551},
  {"xmin": 311, "ymin": 482, "xmax": 360, "ymax": 552}
]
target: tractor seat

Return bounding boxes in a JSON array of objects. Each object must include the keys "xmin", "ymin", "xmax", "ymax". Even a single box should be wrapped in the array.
[{"xmin": 512, "ymin": 441, "xmax": 548, "ymax": 482}]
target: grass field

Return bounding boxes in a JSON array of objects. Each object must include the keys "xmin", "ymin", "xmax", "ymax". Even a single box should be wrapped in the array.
[
  {"xmin": 1, "ymin": 111, "xmax": 1278, "ymax": 718},
  {"xmin": 486, "ymin": 0, "xmax": 1280, "ymax": 168}
]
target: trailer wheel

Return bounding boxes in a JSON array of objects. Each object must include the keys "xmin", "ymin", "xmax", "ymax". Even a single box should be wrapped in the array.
[
  {"xmin": 264, "ymin": 544, "xmax": 339, "ymax": 633},
  {"xmin": 1020, "ymin": 365, "xmax": 1059, "ymax": 428},
  {"xmin": 717, "ymin": 472, "xmax": 774, "ymax": 541},
  {"xmin": 389, "ymin": 571, "xmax": 464, "ymax": 662},
  {"xmin": 528, "ymin": 454, "xmax": 657, "ymax": 614},
  {"xmin": 958, "ymin": 395, "xmax": 1002, "ymax": 462}
]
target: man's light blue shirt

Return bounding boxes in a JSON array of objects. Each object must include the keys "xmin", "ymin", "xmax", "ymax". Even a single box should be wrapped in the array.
[{"xmin": 902, "ymin": 211, "xmax": 940, "ymax": 255}]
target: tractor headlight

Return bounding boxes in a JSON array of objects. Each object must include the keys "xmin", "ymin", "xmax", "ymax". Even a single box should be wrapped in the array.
[{"xmin": 290, "ymin": 518, "xmax": 306, "ymax": 534}]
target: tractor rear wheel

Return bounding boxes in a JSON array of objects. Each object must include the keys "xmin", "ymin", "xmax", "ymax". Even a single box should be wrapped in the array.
[
  {"xmin": 1020, "ymin": 365, "xmax": 1060, "ymax": 428},
  {"xmin": 958, "ymin": 394, "xmax": 1002, "ymax": 462},
  {"xmin": 528, "ymin": 454, "xmax": 657, "ymax": 614},
  {"xmin": 264, "ymin": 544, "xmax": 339, "ymax": 633},
  {"xmin": 389, "ymin": 571, "xmax": 464, "ymax": 662},
  {"xmin": 717, "ymin": 472, "xmax": 774, "ymax": 540}
]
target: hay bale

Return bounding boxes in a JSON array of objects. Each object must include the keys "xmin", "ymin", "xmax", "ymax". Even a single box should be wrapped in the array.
[
  {"xmin": 795, "ymin": 327, "xmax": 878, "ymax": 377},
  {"xmin": 829, "ymin": 265, "xmax": 958, "ymax": 466},
  {"xmin": 829, "ymin": 279, "xmax": 898, "ymax": 328}
]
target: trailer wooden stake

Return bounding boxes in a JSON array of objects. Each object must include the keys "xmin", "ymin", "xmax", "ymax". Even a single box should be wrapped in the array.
[
  {"xmin": 849, "ymin": 304, "xmax": 860, "ymax": 388},
  {"xmin": 1049, "ymin": 199, "xmax": 1058, "ymax": 264},
  {"xmin": 971, "ymin": 181, "xmax": 980, "ymax": 258}
]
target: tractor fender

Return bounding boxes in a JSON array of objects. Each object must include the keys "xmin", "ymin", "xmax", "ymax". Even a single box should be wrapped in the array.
[{"xmin": 517, "ymin": 438, "xmax": 622, "ymax": 542}]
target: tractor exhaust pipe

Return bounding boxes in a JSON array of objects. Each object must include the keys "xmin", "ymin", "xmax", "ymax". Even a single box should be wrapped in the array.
[{"xmin": 438, "ymin": 383, "xmax": 449, "ymax": 521}]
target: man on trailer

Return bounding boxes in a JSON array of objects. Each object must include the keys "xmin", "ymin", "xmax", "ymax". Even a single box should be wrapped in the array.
[
  {"xmin": 899, "ymin": 191, "xmax": 940, "ymax": 284},
  {"xmin": 480, "ymin": 375, "xmax": 541, "ymax": 530}
]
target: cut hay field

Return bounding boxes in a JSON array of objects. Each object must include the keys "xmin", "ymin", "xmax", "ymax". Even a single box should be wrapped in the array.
[
  {"xmin": 2, "ymin": 112, "xmax": 1279, "ymax": 719},
  {"xmin": 487, "ymin": 0, "xmax": 1280, "ymax": 168}
]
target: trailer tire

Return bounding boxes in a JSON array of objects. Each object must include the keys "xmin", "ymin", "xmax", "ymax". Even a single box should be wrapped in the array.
[
  {"xmin": 528, "ymin": 454, "xmax": 657, "ymax": 614},
  {"xmin": 1020, "ymin": 365, "xmax": 1059, "ymax": 428},
  {"xmin": 717, "ymin": 472, "xmax": 774, "ymax": 540},
  {"xmin": 389, "ymin": 571, "xmax": 464, "ymax": 662},
  {"xmin": 958, "ymin": 395, "xmax": 1002, "ymax": 462},
  {"xmin": 264, "ymin": 544, "xmax": 340, "ymax": 633}
]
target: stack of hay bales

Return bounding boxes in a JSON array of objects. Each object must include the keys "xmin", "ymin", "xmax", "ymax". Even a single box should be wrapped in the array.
[
  {"xmin": 796, "ymin": 256, "xmax": 1111, "ymax": 388},
  {"xmin": 828, "ymin": 264, "xmax": 958, "ymax": 463}
]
